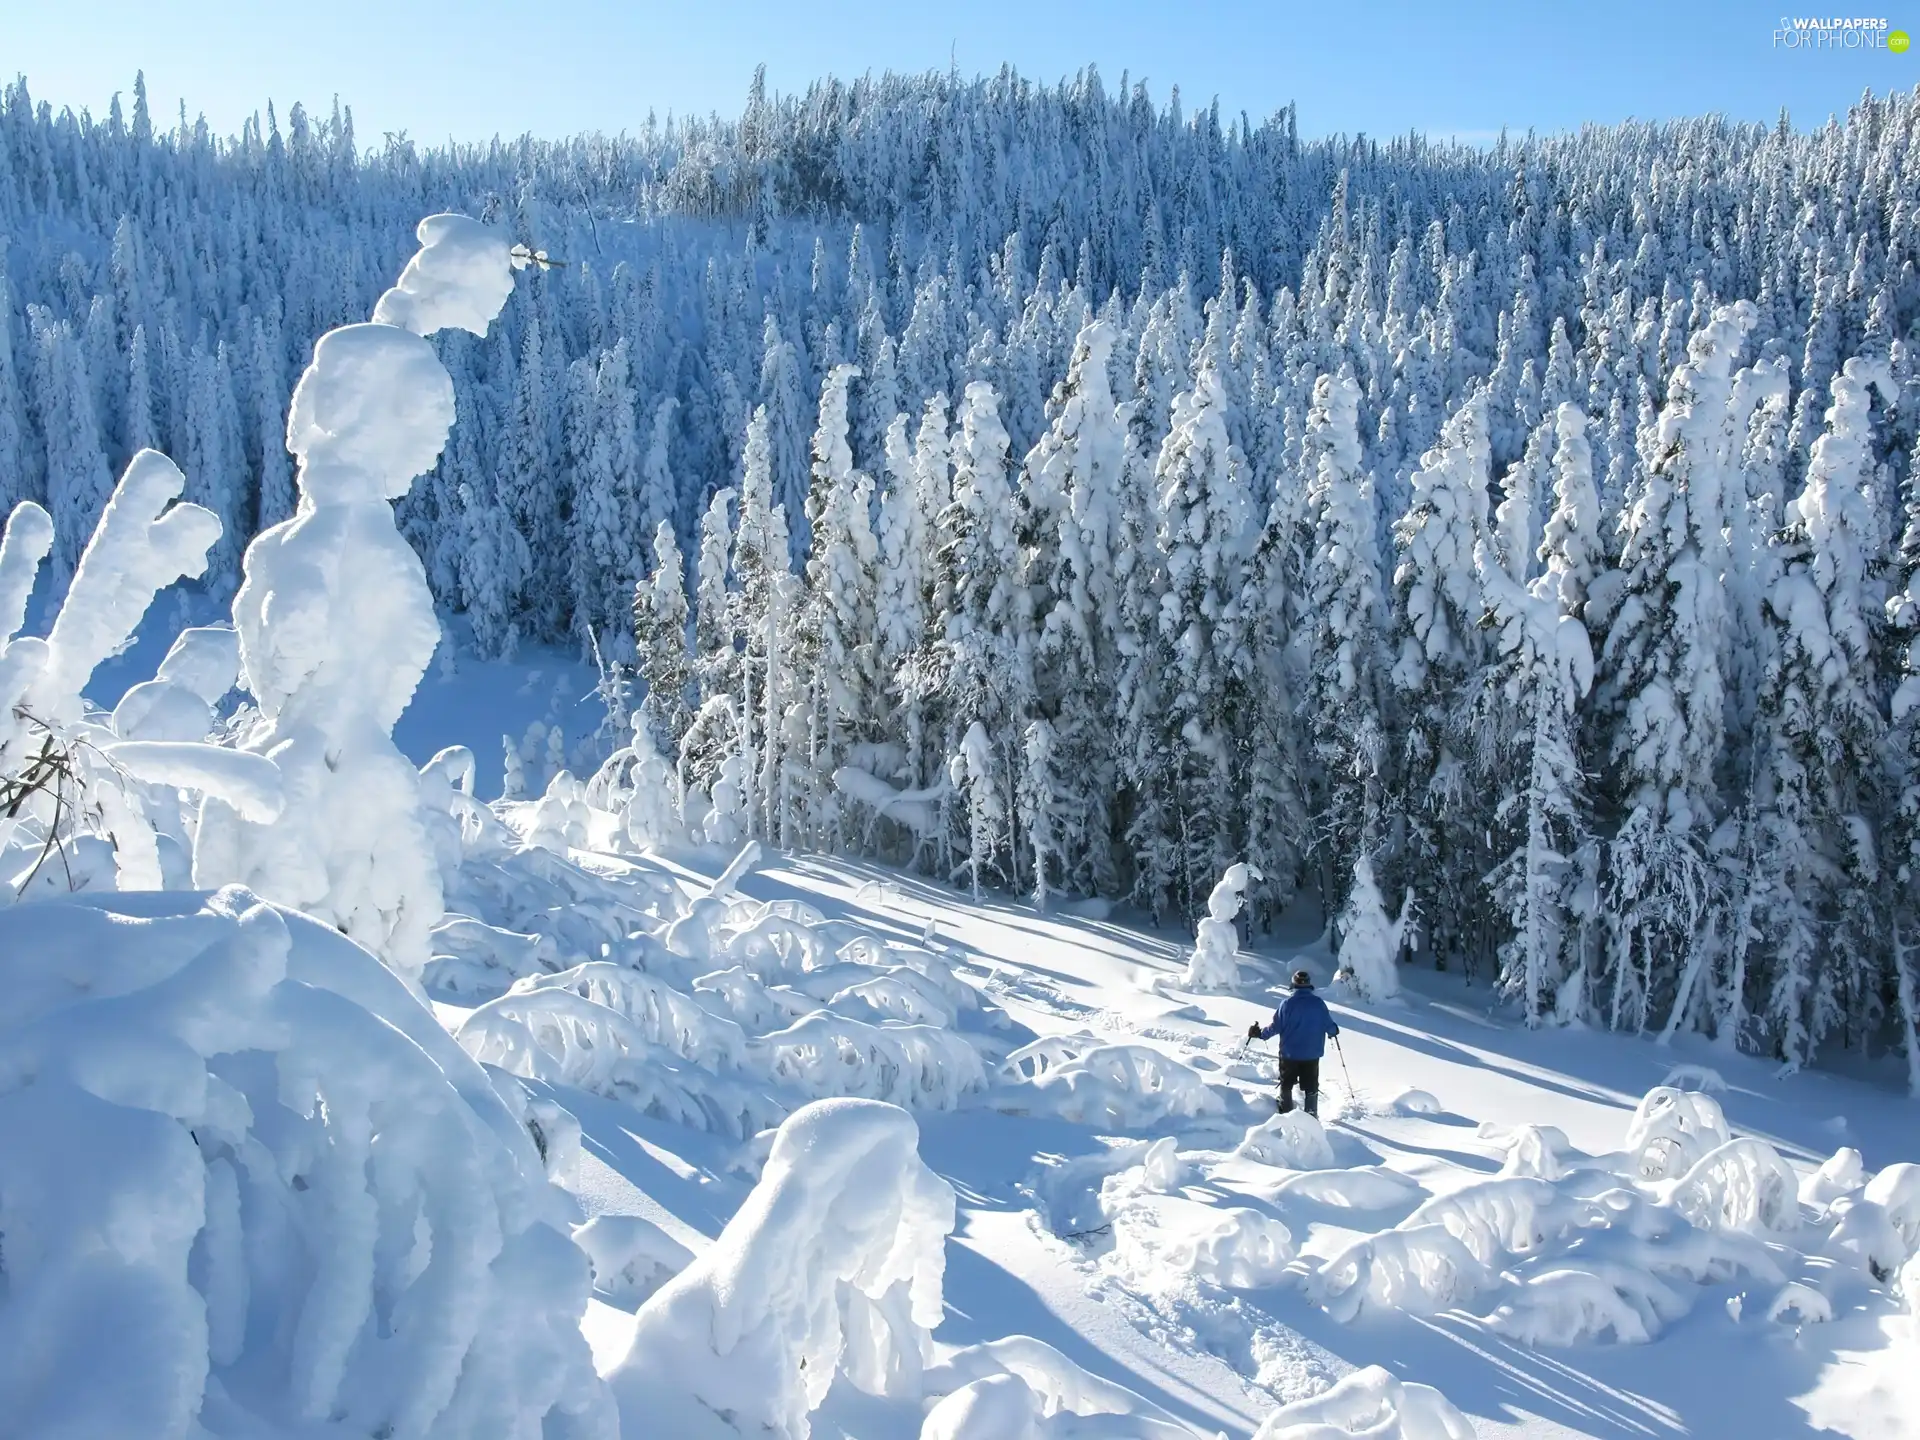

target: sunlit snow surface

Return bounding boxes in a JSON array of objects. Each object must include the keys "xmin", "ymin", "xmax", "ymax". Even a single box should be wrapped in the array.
[{"xmin": 414, "ymin": 784, "xmax": 1919, "ymax": 1440}]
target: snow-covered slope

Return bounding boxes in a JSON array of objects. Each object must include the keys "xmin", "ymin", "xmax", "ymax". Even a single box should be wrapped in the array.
[{"xmin": 416, "ymin": 813, "xmax": 1920, "ymax": 1440}]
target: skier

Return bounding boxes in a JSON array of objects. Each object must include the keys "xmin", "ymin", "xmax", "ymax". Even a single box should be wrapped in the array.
[{"xmin": 1247, "ymin": 969, "xmax": 1340, "ymax": 1118}]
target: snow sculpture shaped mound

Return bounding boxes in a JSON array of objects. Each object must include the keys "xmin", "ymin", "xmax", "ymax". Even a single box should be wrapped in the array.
[
  {"xmin": 198, "ymin": 214, "xmax": 515, "ymax": 984},
  {"xmin": 608, "ymin": 1097, "xmax": 955, "ymax": 1440},
  {"xmin": 1252, "ymin": 1364, "xmax": 1477, "ymax": 1439},
  {"xmin": 1185, "ymin": 861, "xmax": 1259, "ymax": 991},
  {"xmin": 0, "ymin": 886, "xmax": 613, "ymax": 1440}
]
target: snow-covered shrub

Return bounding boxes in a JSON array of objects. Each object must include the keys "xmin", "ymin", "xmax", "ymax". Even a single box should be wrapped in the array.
[
  {"xmin": 1624, "ymin": 1086, "xmax": 1731, "ymax": 1180},
  {"xmin": 195, "ymin": 215, "xmax": 515, "ymax": 984},
  {"xmin": 572, "ymin": 1213, "xmax": 696, "ymax": 1308},
  {"xmin": 1158, "ymin": 1206, "xmax": 1298, "ymax": 1289},
  {"xmin": 1666, "ymin": 1137, "xmax": 1800, "ymax": 1235},
  {"xmin": 1313, "ymin": 1222, "xmax": 1497, "ymax": 1321},
  {"xmin": 1494, "ymin": 1123, "xmax": 1570, "ymax": 1180},
  {"xmin": 1799, "ymin": 1147, "xmax": 1866, "ymax": 1212},
  {"xmin": 526, "ymin": 768, "xmax": 592, "ymax": 851},
  {"xmin": 0, "ymin": 886, "xmax": 613, "ymax": 1439},
  {"xmin": 1184, "ymin": 861, "xmax": 1259, "ymax": 991},
  {"xmin": 760, "ymin": 1009, "xmax": 989, "ymax": 1109},
  {"xmin": 1237, "ymin": 1111, "xmax": 1337, "ymax": 1170},
  {"xmin": 423, "ymin": 914, "xmax": 562, "ymax": 997},
  {"xmin": 1826, "ymin": 1163, "xmax": 1920, "ymax": 1280},
  {"xmin": 998, "ymin": 1035, "xmax": 1227, "ymax": 1128},
  {"xmin": 1865, "ymin": 1163, "xmax": 1920, "ymax": 1257},
  {"xmin": 1483, "ymin": 1263, "xmax": 1687, "ymax": 1345},
  {"xmin": 1251, "ymin": 1364, "xmax": 1476, "ymax": 1440},
  {"xmin": 607, "ymin": 1098, "xmax": 955, "ymax": 1440},
  {"xmin": 2, "ymin": 463, "xmax": 279, "ymax": 898}
]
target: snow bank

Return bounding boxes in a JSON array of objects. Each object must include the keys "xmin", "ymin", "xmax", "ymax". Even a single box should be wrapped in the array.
[
  {"xmin": 0, "ymin": 886, "xmax": 612, "ymax": 1439},
  {"xmin": 573, "ymin": 1213, "xmax": 696, "ymax": 1308},
  {"xmin": 1251, "ymin": 1365, "xmax": 1476, "ymax": 1439},
  {"xmin": 608, "ymin": 1098, "xmax": 955, "ymax": 1440}
]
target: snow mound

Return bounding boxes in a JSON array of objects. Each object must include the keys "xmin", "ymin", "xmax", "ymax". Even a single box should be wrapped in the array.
[
  {"xmin": 607, "ymin": 1097, "xmax": 954, "ymax": 1440},
  {"xmin": 1252, "ymin": 1364, "xmax": 1476, "ymax": 1439},
  {"xmin": 0, "ymin": 887, "xmax": 613, "ymax": 1439},
  {"xmin": 573, "ymin": 1213, "xmax": 696, "ymax": 1308},
  {"xmin": 1387, "ymin": 1088, "xmax": 1443, "ymax": 1116},
  {"xmin": 920, "ymin": 1335, "xmax": 1195, "ymax": 1439},
  {"xmin": 1238, "ymin": 1111, "xmax": 1338, "ymax": 1170},
  {"xmin": 1480, "ymin": 1122, "xmax": 1573, "ymax": 1179}
]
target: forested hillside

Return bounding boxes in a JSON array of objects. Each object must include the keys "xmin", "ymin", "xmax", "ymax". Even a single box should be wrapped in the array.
[{"xmin": 3, "ymin": 69, "xmax": 1919, "ymax": 1075}]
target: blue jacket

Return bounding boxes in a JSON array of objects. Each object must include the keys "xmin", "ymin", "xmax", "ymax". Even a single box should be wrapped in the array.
[{"xmin": 1258, "ymin": 986, "xmax": 1339, "ymax": 1060}]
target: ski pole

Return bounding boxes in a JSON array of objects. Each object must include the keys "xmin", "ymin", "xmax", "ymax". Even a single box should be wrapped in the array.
[{"xmin": 1333, "ymin": 1033, "xmax": 1355, "ymax": 1094}]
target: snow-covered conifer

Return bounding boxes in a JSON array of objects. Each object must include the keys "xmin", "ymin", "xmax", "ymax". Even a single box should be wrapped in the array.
[{"xmin": 634, "ymin": 520, "xmax": 692, "ymax": 754}]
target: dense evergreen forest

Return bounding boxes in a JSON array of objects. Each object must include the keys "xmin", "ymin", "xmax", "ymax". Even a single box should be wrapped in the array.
[{"xmin": 4, "ymin": 68, "xmax": 1920, "ymax": 1075}]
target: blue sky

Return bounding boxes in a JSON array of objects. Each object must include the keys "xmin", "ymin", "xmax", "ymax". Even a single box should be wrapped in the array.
[{"xmin": 2, "ymin": 0, "xmax": 1913, "ymax": 145}]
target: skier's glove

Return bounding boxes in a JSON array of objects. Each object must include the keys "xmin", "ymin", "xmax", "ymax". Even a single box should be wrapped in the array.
[{"xmin": 1247, "ymin": 1023, "xmax": 1261, "ymax": 1040}]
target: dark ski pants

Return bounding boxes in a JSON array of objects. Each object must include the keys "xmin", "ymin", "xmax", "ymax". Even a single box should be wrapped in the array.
[{"xmin": 1277, "ymin": 1058, "xmax": 1321, "ymax": 1118}]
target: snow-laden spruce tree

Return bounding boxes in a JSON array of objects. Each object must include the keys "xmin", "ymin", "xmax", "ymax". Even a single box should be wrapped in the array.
[
  {"xmin": 1388, "ymin": 387, "xmax": 1492, "ymax": 969},
  {"xmin": 934, "ymin": 382, "xmax": 1026, "ymax": 896},
  {"xmin": 1152, "ymin": 323, "xmax": 1262, "ymax": 907},
  {"xmin": 1335, "ymin": 853, "xmax": 1407, "ymax": 1002},
  {"xmin": 1020, "ymin": 319, "xmax": 1132, "ymax": 901},
  {"xmin": 1595, "ymin": 302, "xmax": 1756, "ymax": 1033},
  {"xmin": 725, "ymin": 406, "xmax": 800, "ymax": 844},
  {"xmin": 1477, "ymin": 497, "xmax": 1596, "ymax": 1026},
  {"xmin": 194, "ymin": 215, "xmax": 518, "ymax": 985},
  {"xmin": 633, "ymin": 518, "xmax": 691, "ymax": 754},
  {"xmin": 1886, "ymin": 435, "xmax": 1920, "ymax": 1096},
  {"xmin": 1298, "ymin": 369, "xmax": 1385, "ymax": 909},
  {"xmin": 1750, "ymin": 356, "xmax": 1893, "ymax": 1070},
  {"xmin": 794, "ymin": 362, "xmax": 879, "ymax": 850}
]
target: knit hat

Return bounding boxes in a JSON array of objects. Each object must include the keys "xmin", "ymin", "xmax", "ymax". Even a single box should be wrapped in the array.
[{"xmin": 1291, "ymin": 969, "xmax": 1312, "ymax": 989}]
